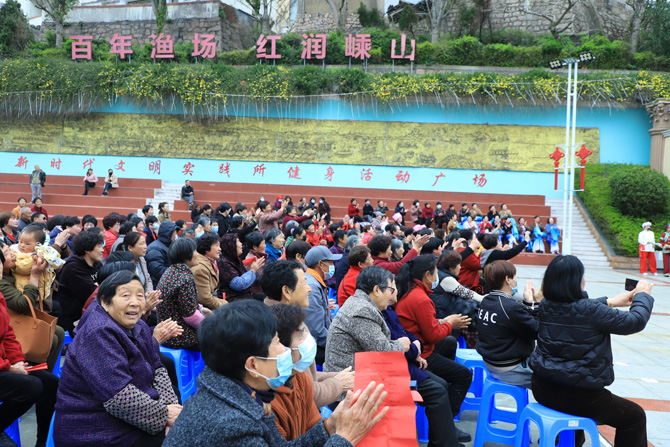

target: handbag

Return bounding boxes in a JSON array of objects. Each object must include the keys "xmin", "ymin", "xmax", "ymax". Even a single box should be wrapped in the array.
[{"xmin": 7, "ymin": 295, "xmax": 57, "ymax": 364}]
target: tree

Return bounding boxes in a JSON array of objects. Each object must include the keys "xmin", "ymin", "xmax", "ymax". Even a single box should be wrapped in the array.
[
  {"xmin": 638, "ymin": 0, "xmax": 670, "ymax": 57},
  {"xmin": 30, "ymin": 0, "xmax": 78, "ymax": 47},
  {"xmin": 245, "ymin": 0, "xmax": 275, "ymax": 33},
  {"xmin": 151, "ymin": 0, "xmax": 168, "ymax": 33},
  {"xmin": 357, "ymin": 2, "xmax": 386, "ymax": 28},
  {"xmin": 473, "ymin": 0, "xmax": 492, "ymax": 41},
  {"xmin": 397, "ymin": 5, "xmax": 419, "ymax": 37},
  {"xmin": 0, "ymin": 0, "xmax": 33, "ymax": 56},
  {"xmin": 426, "ymin": 0, "xmax": 457, "ymax": 43},
  {"xmin": 627, "ymin": 0, "xmax": 646, "ymax": 53},
  {"xmin": 518, "ymin": 0, "xmax": 581, "ymax": 39},
  {"xmin": 324, "ymin": 0, "xmax": 348, "ymax": 33}
]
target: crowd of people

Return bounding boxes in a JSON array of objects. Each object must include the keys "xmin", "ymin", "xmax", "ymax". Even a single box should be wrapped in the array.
[{"xmin": 0, "ymin": 185, "xmax": 657, "ymax": 447}]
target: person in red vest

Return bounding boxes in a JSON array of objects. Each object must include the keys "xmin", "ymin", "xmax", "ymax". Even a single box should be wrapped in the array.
[{"xmin": 337, "ymin": 245, "xmax": 374, "ymax": 308}]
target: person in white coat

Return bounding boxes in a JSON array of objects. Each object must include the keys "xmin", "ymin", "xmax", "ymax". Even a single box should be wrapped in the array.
[{"xmin": 638, "ymin": 222, "xmax": 659, "ymax": 276}]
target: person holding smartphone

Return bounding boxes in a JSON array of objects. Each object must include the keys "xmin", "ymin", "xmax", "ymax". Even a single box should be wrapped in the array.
[{"xmin": 530, "ymin": 255, "xmax": 654, "ymax": 447}]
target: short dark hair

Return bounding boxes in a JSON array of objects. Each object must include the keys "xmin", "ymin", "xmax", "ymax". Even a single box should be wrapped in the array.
[
  {"xmin": 350, "ymin": 198, "xmax": 356, "ymax": 203},
  {"xmin": 47, "ymin": 215, "xmax": 65, "ymax": 232},
  {"xmin": 21, "ymin": 224, "xmax": 46, "ymax": 245},
  {"xmin": 168, "ymin": 237, "xmax": 197, "ymax": 265},
  {"xmin": 421, "ymin": 237, "xmax": 443, "ymax": 255},
  {"xmin": 246, "ymin": 232, "xmax": 264, "ymax": 250},
  {"xmin": 196, "ymin": 232, "xmax": 220, "ymax": 255},
  {"xmin": 260, "ymin": 260, "xmax": 302, "ymax": 301},
  {"xmin": 201, "ymin": 204, "xmax": 212, "ymax": 212},
  {"xmin": 97, "ymin": 270, "xmax": 142, "ymax": 306},
  {"xmin": 356, "ymin": 266, "xmax": 394, "ymax": 295},
  {"xmin": 231, "ymin": 216, "xmax": 244, "ymax": 229},
  {"xmin": 17, "ymin": 197, "xmax": 26, "ymax": 203},
  {"xmin": 62, "ymin": 216, "xmax": 81, "ymax": 230},
  {"xmin": 541, "ymin": 255, "xmax": 585, "ymax": 303},
  {"xmin": 462, "ymin": 203, "xmax": 467, "ymax": 207},
  {"xmin": 123, "ymin": 231, "xmax": 144, "ymax": 250},
  {"xmin": 367, "ymin": 235, "xmax": 392, "ymax": 256},
  {"xmin": 271, "ymin": 304, "xmax": 305, "ymax": 348},
  {"xmin": 347, "ymin": 245, "xmax": 370, "ymax": 267},
  {"xmin": 301, "ymin": 219, "xmax": 315, "ymax": 230},
  {"xmin": 434, "ymin": 228, "xmax": 446, "ymax": 241},
  {"xmin": 119, "ymin": 221, "xmax": 136, "ymax": 235},
  {"xmin": 145, "ymin": 215, "xmax": 158, "ymax": 225},
  {"xmin": 437, "ymin": 250, "xmax": 462, "ymax": 272},
  {"xmin": 30, "ymin": 212, "xmax": 45, "ymax": 223},
  {"xmin": 81, "ymin": 214, "xmax": 98, "ymax": 227},
  {"xmin": 481, "ymin": 234, "xmax": 499, "ymax": 249},
  {"xmin": 0, "ymin": 211, "xmax": 14, "ymax": 228},
  {"xmin": 175, "ymin": 219, "xmax": 186, "ymax": 230},
  {"xmin": 197, "ymin": 300, "xmax": 276, "ymax": 379},
  {"xmin": 141, "ymin": 205, "xmax": 153, "ymax": 215},
  {"xmin": 73, "ymin": 230, "xmax": 105, "ymax": 256},
  {"xmin": 97, "ymin": 261, "xmax": 136, "ymax": 285},
  {"xmin": 258, "ymin": 200, "xmax": 271, "ymax": 211},
  {"xmin": 333, "ymin": 230, "xmax": 346, "ymax": 245},
  {"xmin": 458, "ymin": 229, "xmax": 474, "ymax": 241},
  {"xmin": 387, "ymin": 224, "xmax": 399, "ymax": 235},
  {"xmin": 483, "ymin": 260, "xmax": 517, "ymax": 291},
  {"xmin": 106, "ymin": 251, "xmax": 136, "ymax": 264},
  {"xmin": 216, "ymin": 202, "xmax": 232, "ymax": 214},
  {"xmin": 234, "ymin": 202, "xmax": 246, "ymax": 213},
  {"xmin": 102, "ymin": 214, "xmax": 121, "ymax": 230},
  {"xmin": 285, "ymin": 241, "xmax": 310, "ymax": 261}
]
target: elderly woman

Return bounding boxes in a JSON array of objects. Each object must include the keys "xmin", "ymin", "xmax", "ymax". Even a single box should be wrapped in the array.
[
  {"xmin": 123, "ymin": 231, "xmax": 153, "ymax": 293},
  {"xmin": 164, "ymin": 299, "xmax": 388, "ymax": 447},
  {"xmin": 156, "ymin": 238, "xmax": 208, "ymax": 350},
  {"xmin": 54, "ymin": 270, "xmax": 181, "ymax": 447},
  {"xmin": 530, "ymin": 256, "xmax": 654, "ymax": 447},
  {"xmin": 265, "ymin": 229, "xmax": 285, "ymax": 263},
  {"xmin": 192, "ymin": 232, "xmax": 226, "ymax": 310},
  {"xmin": 261, "ymin": 261, "xmax": 354, "ymax": 408},
  {"xmin": 269, "ymin": 304, "xmax": 322, "ymax": 440},
  {"xmin": 0, "ymin": 248, "xmax": 58, "ymax": 447},
  {"xmin": 217, "ymin": 234, "xmax": 264, "ymax": 302},
  {"xmin": 326, "ymin": 266, "xmax": 462, "ymax": 447}
]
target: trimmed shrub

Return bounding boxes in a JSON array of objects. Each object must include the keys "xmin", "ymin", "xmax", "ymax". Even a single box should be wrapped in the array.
[
  {"xmin": 441, "ymin": 36, "xmax": 483, "ymax": 65},
  {"xmin": 608, "ymin": 165, "xmax": 670, "ymax": 216}
]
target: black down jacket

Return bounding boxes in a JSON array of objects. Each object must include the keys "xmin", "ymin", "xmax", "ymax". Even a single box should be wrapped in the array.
[{"xmin": 530, "ymin": 291, "xmax": 653, "ymax": 390}]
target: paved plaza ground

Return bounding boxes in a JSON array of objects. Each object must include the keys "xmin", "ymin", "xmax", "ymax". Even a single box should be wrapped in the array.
[{"xmin": 15, "ymin": 264, "xmax": 670, "ymax": 447}]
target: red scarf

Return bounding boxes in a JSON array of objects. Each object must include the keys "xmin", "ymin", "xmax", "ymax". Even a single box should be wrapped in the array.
[{"xmin": 206, "ymin": 255, "xmax": 219, "ymax": 276}]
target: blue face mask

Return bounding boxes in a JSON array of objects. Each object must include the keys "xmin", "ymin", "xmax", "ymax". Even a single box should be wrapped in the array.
[
  {"xmin": 211, "ymin": 226, "xmax": 219, "ymax": 233},
  {"xmin": 195, "ymin": 230, "xmax": 204, "ymax": 238},
  {"xmin": 153, "ymin": 223, "xmax": 159, "ymax": 231},
  {"xmin": 431, "ymin": 279, "xmax": 439, "ymax": 290},
  {"xmin": 323, "ymin": 263, "xmax": 335, "ymax": 280},
  {"xmin": 291, "ymin": 334, "xmax": 317, "ymax": 373},
  {"xmin": 247, "ymin": 348, "xmax": 293, "ymax": 390},
  {"xmin": 509, "ymin": 278, "xmax": 518, "ymax": 296}
]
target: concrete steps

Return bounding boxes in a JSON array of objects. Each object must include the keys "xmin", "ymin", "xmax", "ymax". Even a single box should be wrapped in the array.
[{"xmin": 546, "ymin": 198, "xmax": 610, "ymax": 269}]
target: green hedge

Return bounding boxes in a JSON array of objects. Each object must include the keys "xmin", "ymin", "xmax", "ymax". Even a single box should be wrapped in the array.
[
  {"xmin": 577, "ymin": 164, "xmax": 670, "ymax": 257},
  {"xmin": 20, "ymin": 31, "xmax": 670, "ymax": 71}
]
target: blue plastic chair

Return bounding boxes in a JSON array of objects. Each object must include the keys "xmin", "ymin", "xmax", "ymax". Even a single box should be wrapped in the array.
[
  {"xmin": 457, "ymin": 336, "xmax": 467, "ymax": 349},
  {"xmin": 45, "ymin": 414, "xmax": 55, "ymax": 447},
  {"xmin": 415, "ymin": 403, "xmax": 429, "ymax": 444},
  {"xmin": 159, "ymin": 346, "xmax": 200, "ymax": 401},
  {"xmin": 514, "ymin": 403, "xmax": 599, "ymax": 447},
  {"xmin": 52, "ymin": 331, "xmax": 73, "ymax": 378},
  {"xmin": 473, "ymin": 375, "xmax": 529, "ymax": 447},
  {"xmin": 454, "ymin": 348, "xmax": 486, "ymax": 421},
  {"xmin": 3, "ymin": 417, "xmax": 21, "ymax": 447}
]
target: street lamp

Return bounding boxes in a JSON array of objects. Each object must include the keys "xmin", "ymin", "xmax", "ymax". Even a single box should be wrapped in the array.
[{"xmin": 547, "ymin": 52, "xmax": 594, "ymax": 256}]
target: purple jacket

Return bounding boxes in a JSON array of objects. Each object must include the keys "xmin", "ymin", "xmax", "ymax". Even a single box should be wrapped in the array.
[
  {"xmin": 54, "ymin": 302, "xmax": 163, "ymax": 447},
  {"xmin": 382, "ymin": 307, "xmax": 429, "ymax": 384}
]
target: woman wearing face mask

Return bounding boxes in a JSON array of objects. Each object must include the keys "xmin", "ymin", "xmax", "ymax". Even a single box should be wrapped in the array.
[
  {"xmin": 144, "ymin": 216, "xmax": 159, "ymax": 244},
  {"xmin": 395, "ymin": 255, "xmax": 474, "ymax": 444},
  {"xmin": 262, "ymin": 260, "xmax": 354, "ymax": 409},
  {"xmin": 434, "ymin": 202, "xmax": 446, "ymax": 229},
  {"xmin": 317, "ymin": 197, "xmax": 331, "ymax": 222},
  {"xmin": 475, "ymin": 260, "xmax": 541, "ymax": 389},
  {"xmin": 102, "ymin": 168, "xmax": 118, "ymax": 197},
  {"xmin": 163, "ymin": 300, "xmax": 389, "ymax": 447},
  {"xmin": 394, "ymin": 201, "xmax": 406, "ymax": 225}
]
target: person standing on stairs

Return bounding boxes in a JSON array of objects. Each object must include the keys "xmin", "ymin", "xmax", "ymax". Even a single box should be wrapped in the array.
[{"xmin": 638, "ymin": 222, "xmax": 659, "ymax": 276}]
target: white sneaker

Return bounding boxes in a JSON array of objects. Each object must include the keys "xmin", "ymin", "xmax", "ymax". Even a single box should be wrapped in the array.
[
  {"xmin": 642, "ymin": 273, "xmax": 649, "ymax": 276},
  {"xmin": 653, "ymin": 273, "xmax": 659, "ymax": 276}
]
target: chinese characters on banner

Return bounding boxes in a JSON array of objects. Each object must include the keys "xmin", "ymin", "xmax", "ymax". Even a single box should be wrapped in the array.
[
  {"xmin": 70, "ymin": 33, "xmax": 218, "ymax": 60},
  {"xmin": 70, "ymin": 32, "xmax": 416, "ymax": 63}
]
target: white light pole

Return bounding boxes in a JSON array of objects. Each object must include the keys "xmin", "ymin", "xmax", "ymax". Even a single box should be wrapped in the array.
[{"xmin": 549, "ymin": 52, "xmax": 594, "ymax": 256}]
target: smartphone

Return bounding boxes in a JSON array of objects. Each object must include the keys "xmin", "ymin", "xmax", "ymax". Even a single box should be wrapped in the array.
[{"xmin": 624, "ymin": 278, "xmax": 638, "ymax": 292}]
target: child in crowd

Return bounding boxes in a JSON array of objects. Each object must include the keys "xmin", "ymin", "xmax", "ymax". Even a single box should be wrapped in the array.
[{"xmin": 11, "ymin": 225, "xmax": 64, "ymax": 303}]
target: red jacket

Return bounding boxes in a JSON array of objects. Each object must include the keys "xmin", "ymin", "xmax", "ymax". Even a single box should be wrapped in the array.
[
  {"xmin": 103, "ymin": 230, "xmax": 118, "ymax": 259},
  {"xmin": 281, "ymin": 214, "xmax": 310, "ymax": 232},
  {"xmin": 347, "ymin": 204, "xmax": 360, "ymax": 217},
  {"xmin": 372, "ymin": 248, "xmax": 418, "ymax": 275},
  {"xmin": 0, "ymin": 293, "xmax": 26, "ymax": 371},
  {"xmin": 337, "ymin": 265, "xmax": 362, "ymax": 307},
  {"xmin": 422, "ymin": 207, "xmax": 434, "ymax": 219},
  {"xmin": 395, "ymin": 280, "xmax": 452, "ymax": 359},
  {"xmin": 458, "ymin": 247, "xmax": 480, "ymax": 289},
  {"xmin": 305, "ymin": 231, "xmax": 323, "ymax": 247}
]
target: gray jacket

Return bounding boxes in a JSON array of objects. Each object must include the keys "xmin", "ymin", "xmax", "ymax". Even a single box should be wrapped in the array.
[
  {"xmin": 304, "ymin": 270, "xmax": 331, "ymax": 347},
  {"xmin": 324, "ymin": 289, "xmax": 405, "ymax": 373},
  {"xmin": 164, "ymin": 367, "xmax": 351, "ymax": 447}
]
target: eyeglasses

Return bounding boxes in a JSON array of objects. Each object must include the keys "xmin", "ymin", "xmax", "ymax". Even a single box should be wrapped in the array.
[{"xmin": 381, "ymin": 286, "xmax": 396, "ymax": 294}]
